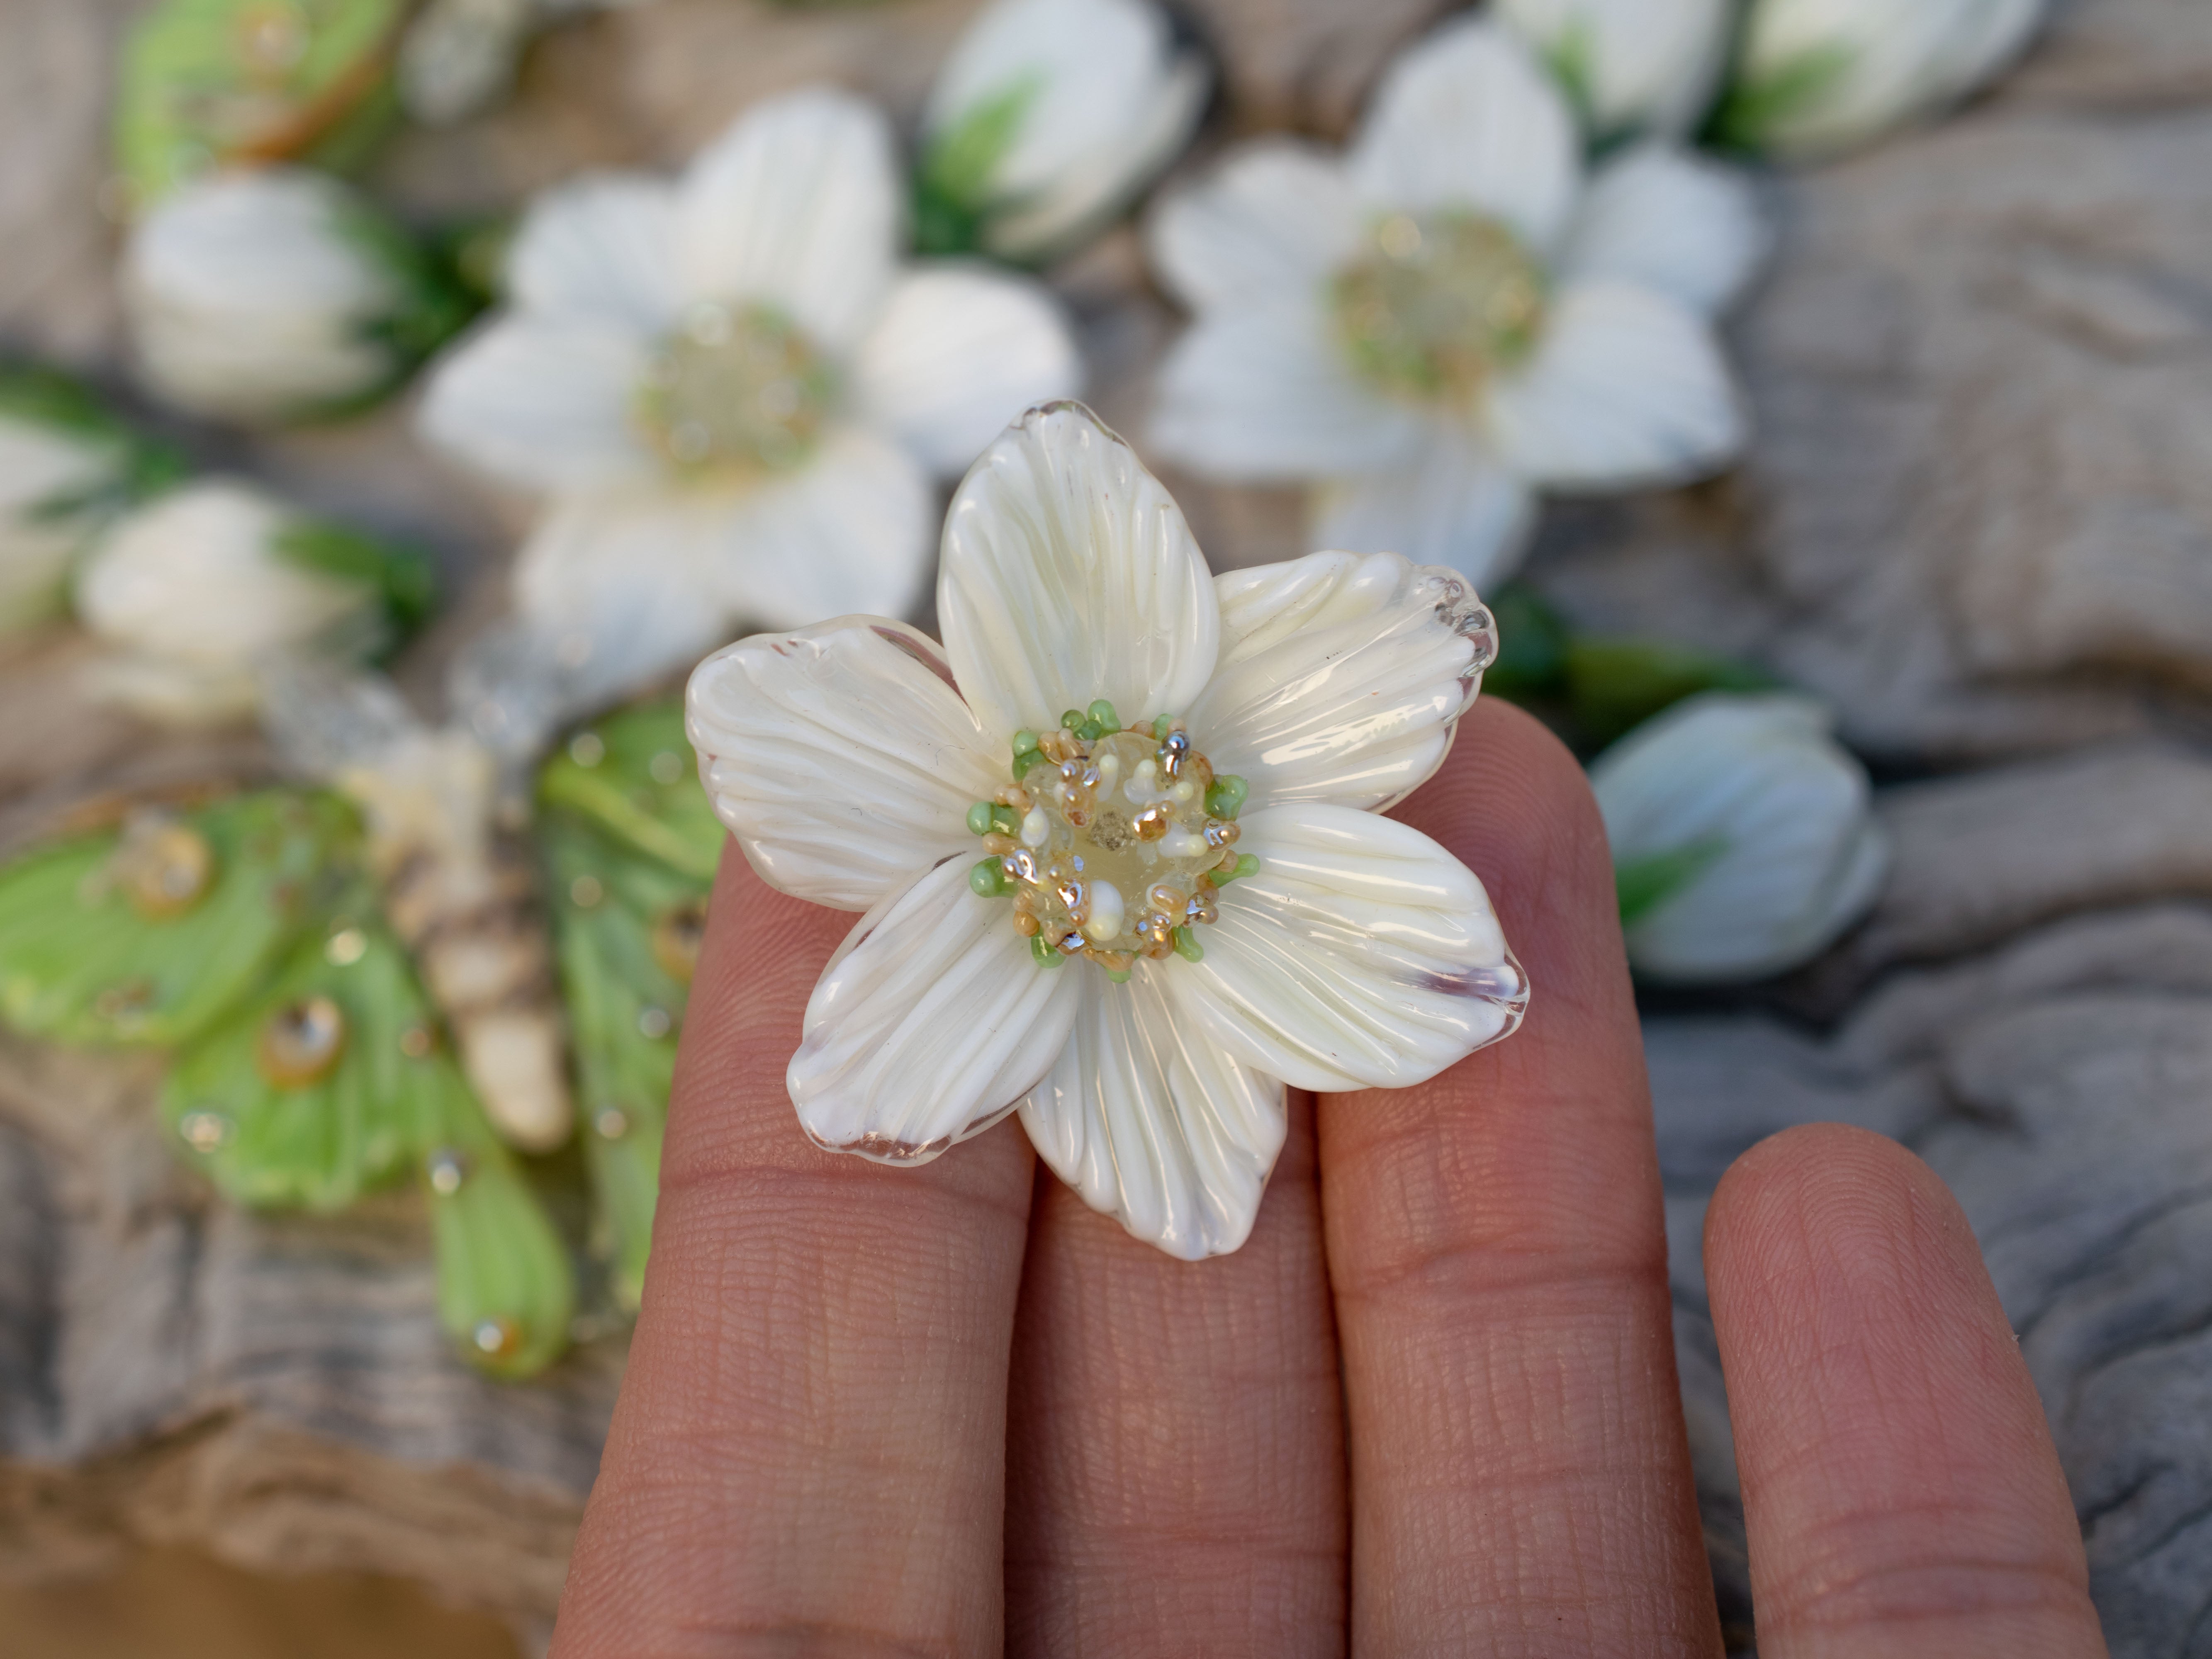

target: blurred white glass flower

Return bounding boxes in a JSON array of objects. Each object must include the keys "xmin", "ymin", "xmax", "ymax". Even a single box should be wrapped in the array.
[
  {"xmin": 1147, "ymin": 17, "xmax": 1765, "ymax": 588},
  {"xmin": 917, "ymin": 0, "xmax": 1210, "ymax": 262},
  {"xmin": 0, "ymin": 408, "xmax": 135, "ymax": 635},
  {"xmin": 1723, "ymin": 0, "xmax": 2049, "ymax": 160},
  {"xmin": 74, "ymin": 479, "xmax": 425, "ymax": 724},
  {"xmin": 1495, "ymin": 0, "xmax": 1734, "ymax": 139},
  {"xmin": 124, "ymin": 168, "xmax": 465, "ymax": 425},
  {"xmin": 1590, "ymin": 692, "xmax": 1889, "ymax": 984},
  {"xmin": 419, "ymin": 87, "xmax": 1085, "ymax": 686},
  {"xmin": 686, "ymin": 402, "xmax": 1527, "ymax": 1260}
]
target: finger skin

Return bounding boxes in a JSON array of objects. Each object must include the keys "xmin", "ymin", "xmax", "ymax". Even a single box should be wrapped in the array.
[
  {"xmin": 550, "ymin": 846, "xmax": 1035, "ymax": 1657},
  {"xmin": 1706, "ymin": 1124, "xmax": 2107, "ymax": 1659},
  {"xmin": 1004, "ymin": 1100, "xmax": 1347, "ymax": 1655},
  {"xmin": 1318, "ymin": 699, "xmax": 1723, "ymax": 1655}
]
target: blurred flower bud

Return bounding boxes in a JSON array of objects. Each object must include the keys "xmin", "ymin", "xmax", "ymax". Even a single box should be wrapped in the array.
[
  {"xmin": 114, "ymin": 0, "xmax": 406, "ymax": 210},
  {"xmin": 73, "ymin": 479, "xmax": 434, "ymax": 725},
  {"xmin": 1496, "ymin": 0, "xmax": 1734, "ymax": 139},
  {"xmin": 1590, "ymin": 693, "xmax": 1890, "ymax": 984},
  {"xmin": 918, "ymin": 0, "xmax": 1209, "ymax": 262},
  {"xmin": 1721, "ymin": 0, "xmax": 2048, "ymax": 161},
  {"xmin": 123, "ymin": 169, "xmax": 472, "ymax": 424}
]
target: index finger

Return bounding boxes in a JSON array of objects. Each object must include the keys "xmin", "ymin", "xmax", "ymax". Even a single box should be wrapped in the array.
[
  {"xmin": 550, "ymin": 845, "xmax": 1034, "ymax": 1655},
  {"xmin": 1317, "ymin": 699, "xmax": 1723, "ymax": 1654}
]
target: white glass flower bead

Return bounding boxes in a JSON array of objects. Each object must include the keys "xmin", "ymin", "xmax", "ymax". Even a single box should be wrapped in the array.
[
  {"xmin": 1146, "ymin": 16, "xmax": 1768, "ymax": 591},
  {"xmin": 419, "ymin": 86, "xmax": 1085, "ymax": 697},
  {"xmin": 1495, "ymin": 0, "xmax": 1734, "ymax": 140},
  {"xmin": 73, "ymin": 480, "xmax": 395, "ymax": 724},
  {"xmin": 918, "ymin": 0, "xmax": 1210, "ymax": 262},
  {"xmin": 1724, "ymin": 0, "xmax": 2049, "ymax": 161},
  {"xmin": 0, "ymin": 409, "xmax": 127, "ymax": 635},
  {"xmin": 687, "ymin": 402, "xmax": 1529, "ymax": 1261},
  {"xmin": 1590, "ymin": 692, "xmax": 1890, "ymax": 984},
  {"xmin": 123, "ymin": 169, "xmax": 424, "ymax": 423}
]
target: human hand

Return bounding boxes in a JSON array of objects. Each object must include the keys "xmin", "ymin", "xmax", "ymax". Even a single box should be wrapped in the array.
[{"xmin": 548, "ymin": 699, "xmax": 2108, "ymax": 1658}]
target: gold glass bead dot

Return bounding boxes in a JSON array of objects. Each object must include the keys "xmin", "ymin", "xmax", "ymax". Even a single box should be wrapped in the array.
[
  {"xmin": 426, "ymin": 1148, "xmax": 469, "ymax": 1197},
  {"xmin": 650, "ymin": 898, "xmax": 708, "ymax": 985},
  {"xmin": 179, "ymin": 1110, "xmax": 231, "ymax": 1154},
  {"xmin": 256, "ymin": 996, "xmax": 346, "ymax": 1088}
]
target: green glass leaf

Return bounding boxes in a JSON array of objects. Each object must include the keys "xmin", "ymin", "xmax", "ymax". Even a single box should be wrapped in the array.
[
  {"xmin": 115, "ymin": 0, "xmax": 407, "ymax": 209},
  {"xmin": 0, "ymin": 791, "xmax": 359, "ymax": 1048},
  {"xmin": 536, "ymin": 700, "xmax": 723, "ymax": 883},
  {"xmin": 159, "ymin": 907, "xmax": 421, "ymax": 1210},
  {"xmin": 272, "ymin": 516, "xmax": 439, "ymax": 645},
  {"xmin": 1565, "ymin": 639, "xmax": 1774, "ymax": 749},
  {"xmin": 0, "ymin": 362, "xmax": 190, "ymax": 509},
  {"xmin": 1617, "ymin": 834, "xmax": 1730, "ymax": 927},
  {"xmin": 912, "ymin": 75, "xmax": 1041, "ymax": 257},
  {"xmin": 542, "ymin": 816, "xmax": 704, "ymax": 1311},
  {"xmin": 1478, "ymin": 583, "xmax": 1574, "ymax": 703},
  {"xmin": 413, "ymin": 1053, "xmax": 577, "ymax": 1381},
  {"xmin": 1709, "ymin": 42, "xmax": 1857, "ymax": 155}
]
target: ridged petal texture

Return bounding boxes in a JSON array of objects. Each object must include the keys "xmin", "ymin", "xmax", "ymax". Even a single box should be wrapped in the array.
[
  {"xmin": 789, "ymin": 855, "xmax": 1084, "ymax": 1161},
  {"xmin": 688, "ymin": 619, "xmax": 1003, "ymax": 912},
  {"xmin": 1020, "ymin": 967, "xmax": 1287, "ymax": 1260},
  {"xmin": 1189, "ymin": 551, "xmax": 1499, "ymax": 815},
  {"xmin": 1175, "ymin": 803, "xmax": 1528, "ymax": 1092},
  {"xmin": 940, "ymin": 402, "xmax": 1220, "ymax": 737}
]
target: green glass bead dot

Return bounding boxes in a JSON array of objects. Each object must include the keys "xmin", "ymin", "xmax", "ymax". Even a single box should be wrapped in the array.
[
  {"xmin": 1086, "ymin": 699, "xmax": 1120, "ymax": 730},
  {"xmin": 1012, "ymin": 728, "xmax": 1040, "ymax": 759},
  {"xmin": 1205, "ymin": 774, "xmax": 1249, "ymax": 820},
  {"xmin": 969, "ymin": 858, "xmax": 1009, "ymax": 898},
  {"xmin": 1060, "ymin": 709, "xmax": 1086, "ymax": 731},
  {"xmin": 1174, "ymin": 927, "xmax": 1205, "ymax": 963},
  {"xmin": 1215, "ymin": 853, "xmax": 1261, "ymax": 887},
  {"xmin": 1103, "ymin": 967, "xmax": 1133, "ymax": 983},
  {"xmin": 1151, "ymin": 714, "xmax": 1175, "ymax": 739},
  {"xmin": 1031, "ymin": 933, "xmax": 1063, "ymax": 967},
  {"xmin": 1076, "ymin": 720, "xmax": 1105, "ymax": 743},
  {"xmin": 990, "ymin": 805, "xmax": 1020, "ymax": 835},
  {"xmin": 966, "ymin": 802, "xmax": 994, "ymax": 837}
]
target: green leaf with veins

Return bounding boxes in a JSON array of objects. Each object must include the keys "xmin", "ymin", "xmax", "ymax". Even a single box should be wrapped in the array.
[
  {"xmin": 163, "ymin": 913, "xmax": 576, "ymax": 1378},
  {"xmin": 1616, "ymin": 834, "xmax": 1730, "ymax": 927},
  {"xmin": 0, "ymin": 791, "xmax": 360, "ymax": 1049},
  {"xmin": 537, "ymin": 700, "xmax": 723, "ymax": 883},
  {"xmin": 913, "ymin": 74, "xmax": 1041, "ymax": 256},
  {"xmin": 541, "ymin": 815, "xmax": 704, "ymax": 1311}
]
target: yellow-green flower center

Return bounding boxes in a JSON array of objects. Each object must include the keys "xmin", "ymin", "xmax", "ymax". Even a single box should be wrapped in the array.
[
  {"xmin": 1332, "ymin": 210, "xmax": 1548, "ymax": 406},
  {"xmin": 967, "ymin": 704, "xmax": 1258, "ymax": 981},
  {"xmin": 636, "ymin": 302, "xmax": 835, "ymax": 481}
]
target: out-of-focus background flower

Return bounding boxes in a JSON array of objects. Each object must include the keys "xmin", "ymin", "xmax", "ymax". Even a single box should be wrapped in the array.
[{"xmin": 2, "ymin": 0, "xmax": 2210, "ymax": 1653}]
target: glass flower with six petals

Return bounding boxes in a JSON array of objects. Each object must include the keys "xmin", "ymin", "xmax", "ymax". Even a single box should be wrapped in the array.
[{"xmin": 686, "ymin": 403, "xmax": 1528, "ymax": 1260}]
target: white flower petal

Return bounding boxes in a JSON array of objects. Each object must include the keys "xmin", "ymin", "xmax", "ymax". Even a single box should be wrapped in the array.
[
  {"xmin": 1149, "ymin": 303, "xmax": 1430, "ymax": 482},
  {"xmin": 1348, "ymin": 17, "xmax": 1581, "ymax": 254},
  {"xmin": 1496, "ymin": 0, "xmax": 1735, "ymax": 138},
  {"xmin": 852, "ymin": 265, "xmax": 1085, "ymax": 477},
  {"xmin": 510, "ymin": 492, "xmax": 735, "ymax": 688},
  {"xmin": 416, "ymin": 316, "xmax": 656, "ymax": 494},
  {"xmin": 940, "ymin": 402, "xmax": 1220, "ymax": 738},
  {"xmin": 688, "ymin": 618, "xmax": 1006, "ymax": 912},
  {"xmin": 1187, "ymin": 551, "xmax": 1497, "ymax": 815},
  {"xmin": 789, "ymin": 855, "xmax": 1084, "ymax": 1162},
  {"xmin": 1146, "ymin": 140, "xmax": 1363, "ymax": 313},
  {"xmin": 1562, "ymin": 145, "xmax": 1770, "ymax": 318},
  {"xmin": 1020, "ymin": 967, "xmax": 1286, "ymax": 1260},
  {"xmin": 675, "ymin": 88, "xmax": 902, "ymax": 354},
  {"xmin": 505, "ymin": 174, "xmax": 682, "ymax": 335},
  {"xmin": 705, "ymin": 426, "xmax": 937, "ymax": 632},
  {"xmin": 1309, "ymin": 431, "xmax": 1537, "ymax": 588},
  {"xmin": 1171, "ymin": 803, "xmax": 1527, "ymax": 1093},
  {"xmin": 1485, "ymin": 281, "xmax": 1744, "ymax": 489}
]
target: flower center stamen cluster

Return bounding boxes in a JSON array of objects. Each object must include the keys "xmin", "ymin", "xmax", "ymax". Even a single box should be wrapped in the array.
[
  {"xmin": 967, "ymin": 703, "xmax": 1257, "ymax": 981},
  {"xmin": 1332, "ymin": 209, "xmax": 1547, "ymax": 406},
  {"xmin": 636, "ymin": 301, "xmax": 835, "ymax": 479}
]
